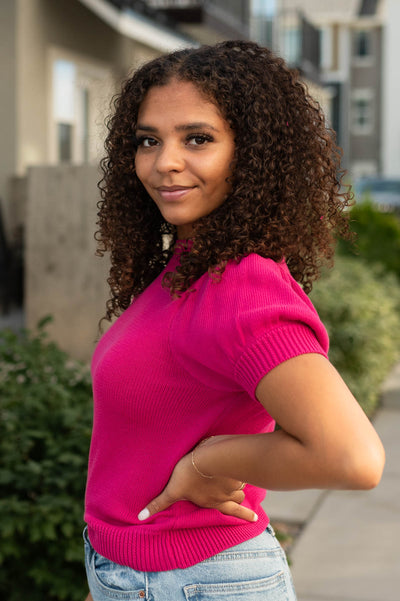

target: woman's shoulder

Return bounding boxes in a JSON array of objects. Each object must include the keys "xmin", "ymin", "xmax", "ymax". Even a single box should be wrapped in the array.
[
  {"xmin": 175, "ymin": 252, "xmax": 325, "ymax": 341},
  {"xmin": 171, "ymin": 253, "xmax": 329, "ymax": 394},
  {"xmin": 224, "ymin": 254, "xmax": 291, "ymax": 283},
  {"xmin": 201, "ymin": 253, "xmax": 306, "ymax": 306}
]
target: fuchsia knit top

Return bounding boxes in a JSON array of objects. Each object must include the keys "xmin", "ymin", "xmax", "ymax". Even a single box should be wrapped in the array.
[{"xmin": 84, "ymin": 246, "xmax": 329, "ymax": 571}]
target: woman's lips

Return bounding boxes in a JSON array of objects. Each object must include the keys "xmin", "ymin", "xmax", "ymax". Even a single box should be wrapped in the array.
[{"xmin": 157, "ymin": 186, "xmax": 194, "ymax": 201}]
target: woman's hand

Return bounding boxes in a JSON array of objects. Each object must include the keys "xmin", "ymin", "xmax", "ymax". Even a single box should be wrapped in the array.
[
  {"xmin": 137, "ymin": 437, "xmax": 258, "ymax": 523},
  {"xmin": 138, "ymin": 354, "xmax": 385, "ymax": 524}
]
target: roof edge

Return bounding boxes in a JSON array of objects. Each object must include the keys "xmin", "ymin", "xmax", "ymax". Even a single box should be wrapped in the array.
[{"xmin": 77, "ymin": 0, "xmax": 198, "ymax": 52}]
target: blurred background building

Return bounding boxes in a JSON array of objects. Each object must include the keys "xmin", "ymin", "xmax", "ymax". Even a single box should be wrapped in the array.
[
  {"xmin": 0, "ymin": 0, "xmax": 399, "ymax": 359},
  {"xmin": 251, "ymin": 0, "xmax": 400, "ymax": 182}
]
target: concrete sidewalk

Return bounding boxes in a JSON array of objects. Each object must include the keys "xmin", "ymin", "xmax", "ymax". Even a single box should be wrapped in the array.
[{"xmin": 262, "ymin": 362, "xmax": 400, "ymax": 601}]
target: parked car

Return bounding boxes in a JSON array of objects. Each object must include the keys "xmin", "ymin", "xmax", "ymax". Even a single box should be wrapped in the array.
[{"xmin": 354, "ymin": 177, "xmax": 400, "ymax": 212}]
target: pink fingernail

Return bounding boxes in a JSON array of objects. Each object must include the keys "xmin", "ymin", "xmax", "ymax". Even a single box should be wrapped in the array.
[{"xmin": 253, "ymin": 513, "xmax": 258, "ymax": 522}]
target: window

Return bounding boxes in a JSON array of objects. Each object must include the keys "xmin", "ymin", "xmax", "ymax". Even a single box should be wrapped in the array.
[
  {"xmin": 53, "ymin": 60, "xmax": 75, "ymax": 162},
  {"xmin": 353, "ymin": 29, "xmax": 374, "ymax": 64},
  {"xmin": 359, "ymin": 0, "xmax": 378, "ymax": 17},
  {"xmin": 50, "ymin": 52, "xmax": 113, "ymax": 165},
  {"xmin": 355, "ymin": 98, "xmax": 369, "ymax": 126},
  {"xmin": 250, "ymin": 0, "xmax": 276, "ymax": 46},
  {"xmin": 57, "ymin": 123, "xmax": 73, "ymax": 162},
  {"xmin": 351, "ymin": 89, "xmax": 374, "ymax": 135},
  {"xmin": 252, "ymin": 0, "xmax": 276, "ymax": 17},
  {"xmin": 355, "ymin": 30, "xmax": 370, "ymax": 56},
  {"xmin": 282, "ymin": 28, "xmax": 301, "ymax": 65}
]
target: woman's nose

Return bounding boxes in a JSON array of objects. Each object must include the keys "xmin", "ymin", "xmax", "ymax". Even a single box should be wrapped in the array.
[{"xmin": 155, "ymin": 142, "xmax": 185, "ymax": 173}]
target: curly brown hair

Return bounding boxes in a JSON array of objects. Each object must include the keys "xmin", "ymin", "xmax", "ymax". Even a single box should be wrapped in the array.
[{"xmin": 97, "ymin": 40, "xmax": 352, "ymax": 322}]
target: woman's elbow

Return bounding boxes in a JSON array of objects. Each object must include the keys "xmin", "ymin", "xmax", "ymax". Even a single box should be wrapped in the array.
[{"xmin": 342, "ymin": 438, "xmax": 385, "ymax": 490}]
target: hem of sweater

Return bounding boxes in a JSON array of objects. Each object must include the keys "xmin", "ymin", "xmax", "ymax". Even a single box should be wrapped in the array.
[
  {"xmin": 86, "ymin": 514, "xmax": 269, "ymax": 572},
  {"xmin": 235, "ymin": 323, "xmax": 329, "ymax": 398}
]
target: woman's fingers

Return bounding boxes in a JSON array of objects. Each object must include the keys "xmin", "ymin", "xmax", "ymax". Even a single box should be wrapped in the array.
[
  {"xmin": 230, "ymin": 489, "xmax": 246, "ymax": 504},
  {"xmin": 217, "ymin": 500, "xmax": 258, "ymax": 522},
  {"xmin": 138, "ymin": 482, "xmax": 251, "ymax": 522},
  {"xmin": 137, "ymin": 450, "xmax": 250, "ymax": 522},
  {"xmin": 138, "ymin": 489, "xmax": 177, "ymax": 521}
]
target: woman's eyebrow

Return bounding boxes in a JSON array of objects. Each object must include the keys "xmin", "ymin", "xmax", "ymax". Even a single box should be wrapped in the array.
[
  {"xmin": 135, "ymin": 122, "xmax": 219, "ymax": 133},
  {"xmin": 135, "ymin": 124, "xmax": 157, "ymax": 133},
  {"xmin": 176, "ymin": 122, "xmax": 219, "ymax": 132}
]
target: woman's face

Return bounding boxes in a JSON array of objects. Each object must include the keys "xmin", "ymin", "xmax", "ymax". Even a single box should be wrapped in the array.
[{"xmin": 134, "ymin": 79, "xmax": 235, "ymax": 239}]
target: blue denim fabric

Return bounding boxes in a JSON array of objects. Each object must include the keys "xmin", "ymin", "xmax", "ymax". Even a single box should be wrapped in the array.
[{"xmin": 83, "ymin": 525, "xmax": 297, "ymax": 601}]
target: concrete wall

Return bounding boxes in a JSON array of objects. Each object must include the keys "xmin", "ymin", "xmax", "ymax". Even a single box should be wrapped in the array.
[{"xmin": 25, "ymin": 165, "xmax": 110, "ymax": 361}]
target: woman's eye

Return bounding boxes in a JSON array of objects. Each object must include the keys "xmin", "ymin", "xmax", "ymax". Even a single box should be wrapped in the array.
[
  {"xmin": 137, "ymin": 136, "xmax": 158, "ymax": 148},
  {"xmin": 187, "ymin": 134, "xmax": 213, "ymax": 146}
]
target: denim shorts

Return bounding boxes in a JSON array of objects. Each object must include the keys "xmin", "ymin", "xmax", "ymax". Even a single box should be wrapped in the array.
[{"xmin": 83, "ymin": 525, "xmax": 297, "ymax": 601}]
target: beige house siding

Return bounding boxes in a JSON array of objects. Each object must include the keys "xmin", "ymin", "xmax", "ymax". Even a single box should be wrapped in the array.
[{"xmin": 0, "ymin": 0, "xmax": 18, "ymax": 236}]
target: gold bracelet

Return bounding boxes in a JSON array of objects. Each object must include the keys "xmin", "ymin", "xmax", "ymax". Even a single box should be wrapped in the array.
[{"xmin": 191, "ymin": 446, "xmax": 214, "ymax": 479}]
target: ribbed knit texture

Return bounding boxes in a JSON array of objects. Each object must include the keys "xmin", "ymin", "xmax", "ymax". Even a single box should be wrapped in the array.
[{"xmin": 84, "ymin": 251, "xmax": 329, "ymax": 571}]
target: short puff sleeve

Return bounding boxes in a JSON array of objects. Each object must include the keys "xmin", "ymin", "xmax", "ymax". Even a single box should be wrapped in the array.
[{"xmin": 170, "ymin": 255, "xmax": 329, "ymax": 398}]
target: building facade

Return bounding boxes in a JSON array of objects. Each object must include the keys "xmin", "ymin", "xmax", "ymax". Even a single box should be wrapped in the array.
[
  {"xmin": 0, "ymin": 0, "xmax": 252, "ymax": 358},
  {"xmin": 382, "ymin": 0, "xmax": 400, "ymax": 177},
  {"xmin": 250, "ymin": 0, "xmax": 388, "ymax": 181},
  {"xmin": 0, "ymin": 0, "xmax": 200, "ymax": 245},
  {"xmin": 146, "ymin": 0, "xmax": 250, "ymax": 42},
  {"xmin": 0, "ymin": 0, "xmax": 252, "ymax": 246}
]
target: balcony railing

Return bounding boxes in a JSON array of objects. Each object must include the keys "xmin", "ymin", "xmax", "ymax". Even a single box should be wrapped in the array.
[
  {"xmin": 107, "ymin": 0, "xmax": 249, "ymax": 37},
  {"xmin": 147, "ymin": 1, "xmax": 203, "ymax": 7}
]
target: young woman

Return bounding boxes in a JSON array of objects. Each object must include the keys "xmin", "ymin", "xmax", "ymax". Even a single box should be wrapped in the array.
[{"xmin": 83, "ymin": 41, "xmax": 385, "ymax": 601}]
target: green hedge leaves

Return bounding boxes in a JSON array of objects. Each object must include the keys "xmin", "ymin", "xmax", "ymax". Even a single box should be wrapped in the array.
[
  {"xmin": 312, "ymin": 203, "xmax": 400, "ymax": 416},
  {"xmin": 0, "ymin": 320, "xmax": 92, "ymax": 600},
  {"xmin": 338, "ymin": 199, "xmax": 400, "ymax": 280}
]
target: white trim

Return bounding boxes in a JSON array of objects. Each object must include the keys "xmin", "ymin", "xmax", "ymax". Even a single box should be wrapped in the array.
[
  {"xmin": 351, "ymin": 160, "xmax": 378, "ymax": 180},
  {"xmin": 310, "ymin": 16, "xmax": 383, "ymax": 28},
  {"xmin": 351, "ymin": 18, "xmax": 383, "ymax": 29},
  {"xmin": 77, "ymin": 0, "xmax": 197, "ymax": 52},
  {"xmin": 320, "ymin": 25, "xmax": 332, "ymax": 71},
  {"xmin": 338, "ymin": 26, "xmax": 351, "ymax": 76},
  {"xmin": 321, "ymin": 71, "xmax": 347, "ymax": 83},
  {"xmin": 382, "ymin": 0, "xmax": 400, "ymax": 177}
]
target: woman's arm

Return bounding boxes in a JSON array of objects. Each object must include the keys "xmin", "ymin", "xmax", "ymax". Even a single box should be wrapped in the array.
[
  {"xmin": 197, "ymin": 354, "xmax": 385, "ymax": 490},
  {"xmin": 139, "ymin": 354, "xmax": 385, "ymax": 520}
]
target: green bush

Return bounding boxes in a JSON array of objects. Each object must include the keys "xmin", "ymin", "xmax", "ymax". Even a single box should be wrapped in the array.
[
  {"xmin": 0, "ymin": 317, "xmax": 92, "ymax": 601},
  {"xmin": 338, "ymin": 199, "xmax": 400, "ymax": 279},
  {"xmin": 311, "ymin": 256, "xmax": 400, "ymax": 416}
]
